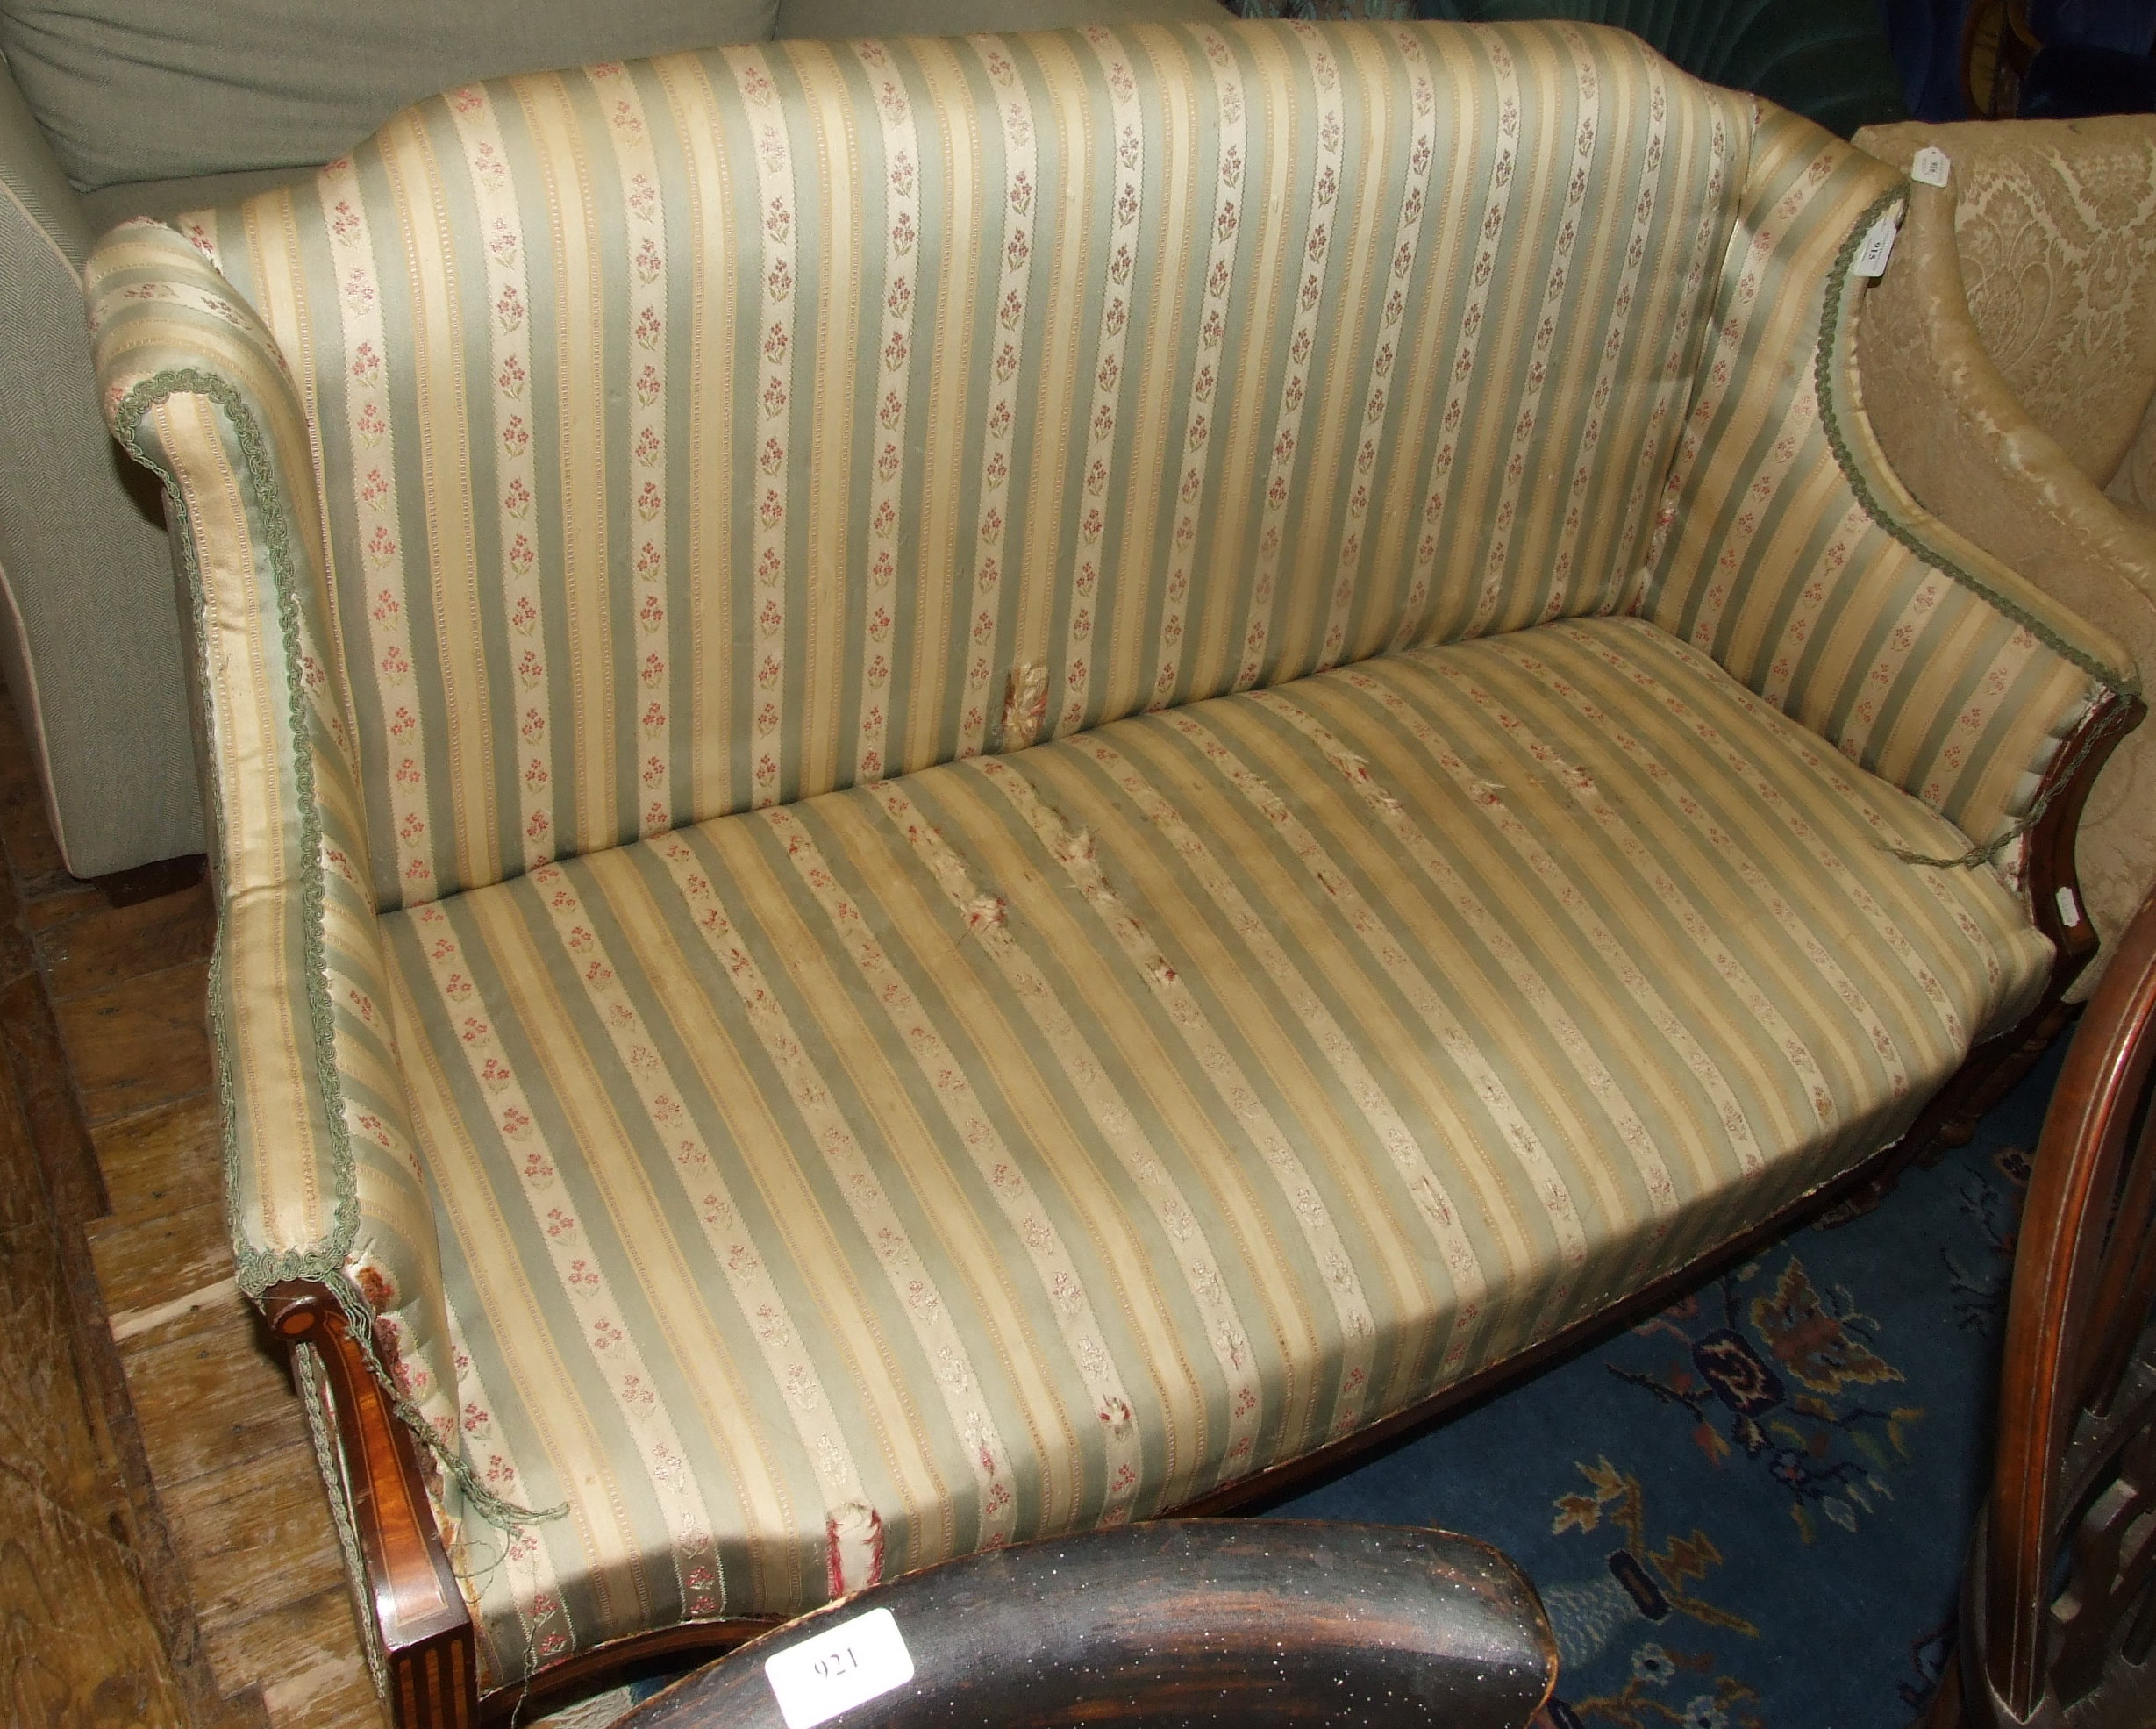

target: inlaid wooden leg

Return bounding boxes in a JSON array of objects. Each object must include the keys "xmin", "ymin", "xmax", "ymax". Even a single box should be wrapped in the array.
[{"xmin": 265, "ymin": 1281, "xmax": 477, "ymax": 1729}]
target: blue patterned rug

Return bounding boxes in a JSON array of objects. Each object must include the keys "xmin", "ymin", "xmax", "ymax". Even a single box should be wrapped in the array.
[{"xmin": 1265, "ymin": 1039, "xmax": 2059, "ymax": 1729}]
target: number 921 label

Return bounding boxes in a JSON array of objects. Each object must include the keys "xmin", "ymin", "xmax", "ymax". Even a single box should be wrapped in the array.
[{"xmin": 763, "ymin": 1605, "xmax": 916, "ymax": 1729}]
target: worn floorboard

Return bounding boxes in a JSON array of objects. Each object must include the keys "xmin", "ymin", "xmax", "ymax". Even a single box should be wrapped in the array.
[
  {"xmin": 0, "ymin": 719, "xmax": 236, "ymax": 1724},
  {"xmin": 242, "ymin": 1590, "xmax": 383, "ymax": 1729},
  {"xmin": 0, "ymin": 675, "xmax": 375, "ymax": 1726},
  {"xmin": 89, "ymin": 1199, "xmax": 238, "ymax": 1338},
  {"xmin": 54, "ymin": 959, "xmax": 217, "ymax": 1127},
  {"xmin": 123, "ymin": 1319, "xmax": 313, "ymax": 1490},
  {"xmin": 0, "ymin": 1454, "xmax": 195, "ymax": 1727},
  {"xmin": 162, "ymin": 1454, "xmax": 354, "ymax": 1647},
  {"xmin": 94, "ymin": 1090, "xmax": 224, "ymax": 1225},
  {"xmin": 0, "ymin": 1211, "xmax": 118, "ymax": 1536},
  {"xmin": 38, "ymin": 876, "xmax": 218, "ymax": 1002}
]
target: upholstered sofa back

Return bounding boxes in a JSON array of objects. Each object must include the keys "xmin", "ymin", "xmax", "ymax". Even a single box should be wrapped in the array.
[{"xmin": 156, "ymin": 19, "xmax": 1754, "ymax": 910}]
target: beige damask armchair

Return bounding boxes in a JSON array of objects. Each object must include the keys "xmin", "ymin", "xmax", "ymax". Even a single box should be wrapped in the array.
[{"xmin": 1855, "ymin": 115, "xmax": 2156, "ymax": 997}]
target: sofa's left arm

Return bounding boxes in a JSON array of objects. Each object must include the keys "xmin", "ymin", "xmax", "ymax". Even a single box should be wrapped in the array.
[
  {"xmin": 267, "ymin": 1281, "xmax": 476, "ymax": 1727},
  {"xmin": 87, "ymin": 218, "xmax": 479, "ymax": 1722}
]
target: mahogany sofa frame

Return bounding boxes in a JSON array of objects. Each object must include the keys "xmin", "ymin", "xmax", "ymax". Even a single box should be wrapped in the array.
[{"xmin": 261, "ymin": 683, "xmax": 2144, "ymax": 1728}]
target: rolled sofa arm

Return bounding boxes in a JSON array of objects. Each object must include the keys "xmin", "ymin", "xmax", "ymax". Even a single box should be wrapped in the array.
[
  {"xmin": 85, "ymin": 218, "xmax": 462, "ymax": 1469},
  {"xmin": 1853, "ymin": 169, "xmax": 2156, "ymax": 997},
  {"xmin": 1642, "ymin": 111, "xmax": 2138, "ymax": 872}
]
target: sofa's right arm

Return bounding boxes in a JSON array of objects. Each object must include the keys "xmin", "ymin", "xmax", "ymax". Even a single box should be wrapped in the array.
[
  {"xmin": 1855, "ymin": 171, "xmax": 2156, "ymax": 997},
  {"xmin": 87, "ymin": 218, "xmax": 463, "ymax": 1463},
  {"xmin": 1643, "ymin": 116, "xmax": 2139, "ymax": 872}
]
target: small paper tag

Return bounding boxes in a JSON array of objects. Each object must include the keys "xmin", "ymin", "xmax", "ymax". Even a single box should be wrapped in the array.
[
  {"xmin": 2055, "ymin": 884, "xmax": 2083, "ymax": 929},
  {"xmin": 1851, "ymin": 213, "xmax": 1899, "ymax": 278},
  {"xmin": 765, "ymin": 1607, "xmax": 916, "ymax": 1729},
  {"xmin": 1911, "ymin": 146, "xmax": 1951, "ymax": 188}
]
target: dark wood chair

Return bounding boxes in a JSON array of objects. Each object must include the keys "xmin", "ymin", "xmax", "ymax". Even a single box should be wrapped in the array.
[
  {"xmin": 1937, "ymin": 890, "xmax": 2156, "ymax": 1727},
  {"xmin": 616, "ymin": 1519, "xmax": 1556, "ymax": 1729}
]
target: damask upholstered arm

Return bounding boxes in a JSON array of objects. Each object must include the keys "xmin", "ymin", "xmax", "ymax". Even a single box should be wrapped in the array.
[
  {"xmin": 1849, "ymin": 158, "xmax": 2156, "ymax": 999},
  {"xmin": 1853, "ymin": 118, "xmax": 2156, "ymax": 494},
  {"xmin": 1850, "ymin": 183, "xmax": 2156, "ymax": 639},
  {"xmin": 85, "ymin": 218, "xmax": 461, "ymax": 1461},
  {"xmin": 1641, "ymin": 111, "xmax": 2139, "ymax": 876}
]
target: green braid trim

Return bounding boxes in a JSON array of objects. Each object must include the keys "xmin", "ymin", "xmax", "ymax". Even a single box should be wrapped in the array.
[
  {"xmin": 111, "ymin": 368, "xmax": 561, "ymax": 1531},
  {"xmin": 1883, "ymin": 688, "xmax": 2137, "ymax": 868},
  {"xmin": 1813, "ymin": 185, "xmax": 2139, "ymax": 703},
  {"xmin": 111, "ymin": 369, "xmax": 358, "ymax": 1290}
]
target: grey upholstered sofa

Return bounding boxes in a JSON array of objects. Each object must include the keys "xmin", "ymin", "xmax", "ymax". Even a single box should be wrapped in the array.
[{"xmin": 0, "ymin": 0, "xmax": 1224, "ymax": 878}]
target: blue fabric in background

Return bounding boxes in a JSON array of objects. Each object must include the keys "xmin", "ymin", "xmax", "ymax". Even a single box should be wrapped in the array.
[
  {"xmin": 1410, "ymin": 0, "xmax": 1910, "ymax": 133},
  {"xmin": 1397, "ymin": 0, "xmax": 2152, "ymax": 125},
  {"xmin": 1878, "ymin": 0, "xmax": 2156, "ymax": 118},
  {"xmin": 1266, "ymin": 1037, "xmax": 2068, "ymax": 1727},
  {"xmin": 2030, "ymin": 0, "xmax": 2156, "ymax": 56},
  {"xmin": 1880, "ymin": 0, "xmax": 1974, "ymax": 118}
]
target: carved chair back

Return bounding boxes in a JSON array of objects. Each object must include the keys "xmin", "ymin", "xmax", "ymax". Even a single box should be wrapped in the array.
[{"xmin": 1952, "ymin": 886, "xmax": 2156, "ymax": 1725}]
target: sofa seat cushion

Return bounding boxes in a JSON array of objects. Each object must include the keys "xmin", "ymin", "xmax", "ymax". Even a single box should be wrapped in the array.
[{"xmin": 381, "ymin": 615, "xmax": 2050, "ymax": 1678}]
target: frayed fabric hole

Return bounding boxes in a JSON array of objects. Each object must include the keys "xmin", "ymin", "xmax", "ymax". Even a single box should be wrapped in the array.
[{"xmin": 1000, "ymin": 663, "xmax": 1049, "ymax": 752}]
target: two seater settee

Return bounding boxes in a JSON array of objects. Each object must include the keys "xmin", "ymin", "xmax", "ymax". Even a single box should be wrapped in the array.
[{"xmin": 85, "ymin": 18, "xmax": 2143, "ymax": 1725}]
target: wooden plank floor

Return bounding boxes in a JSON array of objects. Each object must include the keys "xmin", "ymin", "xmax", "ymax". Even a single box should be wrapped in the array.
[
  {"xmin": 0, "ymin": 897, "xmax": 202, "ymax": 1726},
  {"xmin": 0, "ymin": 681, "xmax": 383, "ymax": 1729}
]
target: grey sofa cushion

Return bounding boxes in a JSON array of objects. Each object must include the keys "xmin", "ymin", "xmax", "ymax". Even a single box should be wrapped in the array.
[
  {"xmin": 82, "ymin": 164, "xmax": 321, "ymax": 238},
  {"xmin": 67, "ymin": 1, "xmax": 1229, "ymax": 226},
  {"xmin": 775, "ymin": 0, "xmax": 1226, "ymax": 35},
  {"xmin": 0, "ymin": 0, "xmax": 782, "ymax": 190},
  {"xmin": 0, "ymin": 61, "xmax": 203, "ymax": 875}
]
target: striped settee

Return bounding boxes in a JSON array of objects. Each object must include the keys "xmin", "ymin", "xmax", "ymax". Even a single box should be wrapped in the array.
[{"xmin": 84, "ymin": 17, "xmax": 2141, "ymax": 1725}]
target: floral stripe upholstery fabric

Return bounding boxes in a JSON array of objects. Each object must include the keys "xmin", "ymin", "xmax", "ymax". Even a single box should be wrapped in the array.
[
  {"xmin": 80, "ymin": 15, "xmax": 2138, "ymax": 1697},
  {"xmin": 385, "ymin": 616, "xmax": 2049, "ymax": 1675},
  {"xmin": 172, "ymin": 20, "xmax": 1760, "ymax": 911}
]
